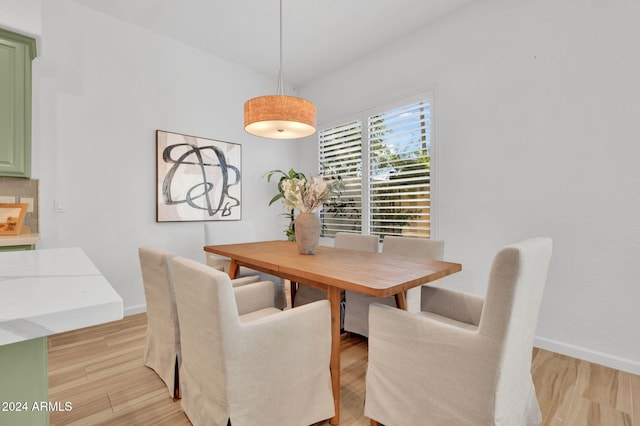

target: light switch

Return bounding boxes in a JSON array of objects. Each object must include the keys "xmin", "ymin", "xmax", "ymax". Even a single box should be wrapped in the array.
[
  {"xmin": 0, "ymin": 196, "xmax": 16, "ymax": 204},
  {"xmin": 20, "ymin": 197, "xmax": 34, "ymax": 213}
]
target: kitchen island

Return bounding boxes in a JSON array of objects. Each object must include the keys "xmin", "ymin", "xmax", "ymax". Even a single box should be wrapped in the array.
[{"xmin": 0, "ymin": 247, "xmax": 123, "ymax": 425}]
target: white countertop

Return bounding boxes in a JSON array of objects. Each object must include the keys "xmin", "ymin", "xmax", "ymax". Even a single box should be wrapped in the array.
[
  {"xmin": 0, "ymin": 247, "xmax": 124, "ymax": 346},
  {"xmin": 0, "ymin": 233, "xmax": 39, "ymax": 247}
]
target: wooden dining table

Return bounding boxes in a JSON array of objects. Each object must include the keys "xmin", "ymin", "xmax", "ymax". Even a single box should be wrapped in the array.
[{"xmin": 204, "ymin": 240, "xmax": 462, "ymax": 425}]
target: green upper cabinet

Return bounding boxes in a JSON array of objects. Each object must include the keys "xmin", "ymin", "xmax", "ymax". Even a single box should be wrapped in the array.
[{"xmin": 0, "ymin": 28, "xmax": 36, "ymax": 178}]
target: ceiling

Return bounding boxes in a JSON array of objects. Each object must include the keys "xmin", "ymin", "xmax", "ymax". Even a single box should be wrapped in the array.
[{"xmin": 69, "ymin": 0, "xmax": 474, "ymax": 87}]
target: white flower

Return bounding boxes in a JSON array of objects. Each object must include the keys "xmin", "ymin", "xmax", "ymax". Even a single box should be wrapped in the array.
[{"xmin": 280, "ymin": 175, "xmax": 342, "ymax": 213}]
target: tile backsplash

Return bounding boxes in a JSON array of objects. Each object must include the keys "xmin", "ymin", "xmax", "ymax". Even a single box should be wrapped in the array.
[{"xmin": 0, "ymin": 178, "xmax": 39, "ymax": 233}]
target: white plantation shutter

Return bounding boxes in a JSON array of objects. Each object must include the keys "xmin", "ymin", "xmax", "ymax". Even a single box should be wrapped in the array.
[
  {"xmin": 368, "ymin": 99, "xmax": 431, "ymax": 238},
  {"xmin": 318, "ymin": 93, "xmax": 433, "ymax": 240},
  {"xmin": 319, "ymin": 121, "xmax": 363, "ymax": 236}
]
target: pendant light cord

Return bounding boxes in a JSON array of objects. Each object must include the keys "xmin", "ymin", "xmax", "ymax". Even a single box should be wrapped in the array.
[{"xmin": 277, "ymin": 0, "xmax": 285, "ymax": 96}]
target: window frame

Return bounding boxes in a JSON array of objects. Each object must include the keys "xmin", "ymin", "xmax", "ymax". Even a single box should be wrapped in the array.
[{"xmin": 317, "ymin": 89, "xmax": 438, "ymax": 240}]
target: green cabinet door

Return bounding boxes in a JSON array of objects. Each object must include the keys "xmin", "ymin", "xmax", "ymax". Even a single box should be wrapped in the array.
[
  {"xmin": 0, "ymin": 244, "xmax": 47, "ymax": 425},
  {"xmin": 0, "ymin": 28, "xmax": 36, "ymax": 178},
  {"xmin": 0, "ymin": 337, "xmax": 49, "ymax": 426}
]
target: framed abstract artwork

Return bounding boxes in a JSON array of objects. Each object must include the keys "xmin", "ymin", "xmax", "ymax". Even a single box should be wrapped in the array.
[
  {"xmin": 0, "ymin": 203, "xmax": 28, "ymax": 235},
  {"xmin": 156, "ymin": 130, "xmax": 242, "ymax": 222}
]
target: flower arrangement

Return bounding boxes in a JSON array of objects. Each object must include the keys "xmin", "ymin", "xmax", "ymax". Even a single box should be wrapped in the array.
[
  {"xmin": 267, "ymin": 169, "xmax": 343, "ymax": 213},
  {"xmin": 266, "ymin": 169, "xmax": 344, "ymax": 240},
  {"xmin": 279, "ymin": 175, "xmax": 342, "ymax": 213}
]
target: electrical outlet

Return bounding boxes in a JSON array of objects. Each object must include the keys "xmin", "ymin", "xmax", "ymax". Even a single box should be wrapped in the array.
[{"xmin": 0, "ymin": 196, "xmax": 16, "ymax": 204}]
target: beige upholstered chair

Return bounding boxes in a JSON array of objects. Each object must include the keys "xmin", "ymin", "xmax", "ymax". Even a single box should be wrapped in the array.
[
  {"xmin": 334, "ymin": 232, "xmax": 379, "ymax": 251},
  {"xmin": 204, "ymin": 221, "xmax": 286, "ymax": 309},
  {"xmin": 138, "ymin": 247, "xmax": 262, "ymax": 399},
  {"xmin": 293, "ymin": 232, "xmax": 379, "ymax": 307},
  {"xmin": 138, "ymin": 247, "xmax": 181, "ymax": 399},
  {"xmin": 171, "ymin": 256, "xmax": 335, "ymax": 426},
  {"xmin": 343, "ymin": 236, "xmax": 444, "ymax": 337},
  {"xmin": 365, "ymin": 238, "xmax": 553, "ymax": 426}
]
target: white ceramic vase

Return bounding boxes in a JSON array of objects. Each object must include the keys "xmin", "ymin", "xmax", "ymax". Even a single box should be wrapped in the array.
[{"xmin": 294, "ymin": 212, "xmax": 321, "ymax": 255}]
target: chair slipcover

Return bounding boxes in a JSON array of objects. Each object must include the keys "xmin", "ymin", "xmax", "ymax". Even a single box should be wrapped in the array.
[
  {"xmin": 343, "ymin": 236, "xmax": 444, "ymax": 337},
  {"xmin": 365, "ymin": 238, "xmax": 552, "ymax": 426},
  {"xmin": 171, "ymin": 256, "xmax": 335, "ymax": 426},
  {"xmin": 293, "ymin": 232, "xmax": 379, "ymax": 307},
  {"xmin": 139, "ymin": 247, "xmax": 264, "ymax": 399},
  {"xmin": 204, "ymin": 221, "xmax": 286, "ymax": 309},
  {"xmin": 138, "ymin": 247, "xmax": 181, "ymax": 399}
]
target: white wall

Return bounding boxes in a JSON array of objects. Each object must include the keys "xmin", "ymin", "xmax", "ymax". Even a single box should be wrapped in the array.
[
  {"xmin": 3, "ymin": 0, "xmax": 298, "ymax": 314},
  {"xmin": 0, "ymin": 0, "xmax": 41, "ymax": 38},
  {"xmin": 300, "ymin": 0, "xmax": 640, "ymax": 374}
]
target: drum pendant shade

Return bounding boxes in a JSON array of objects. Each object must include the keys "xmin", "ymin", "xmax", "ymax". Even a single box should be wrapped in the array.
[
  {"xmin": 244, "ymin": 95, "xmax": 316, "ymax": 139},
  {"xmin": 243, "ymin": 0, "xmax": 316, "ymax": 139}
]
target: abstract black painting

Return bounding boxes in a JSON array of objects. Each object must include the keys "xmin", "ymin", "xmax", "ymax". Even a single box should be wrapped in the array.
[{"xmin": 156, "ymin": 130, "xmax": 241, "ymax": 222}]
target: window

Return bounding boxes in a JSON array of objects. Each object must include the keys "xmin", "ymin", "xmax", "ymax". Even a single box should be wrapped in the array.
[
  {"xmin": 319, "ymin": 94, "xmax": 433, "ymax": 239},
  {"xmin": 319, "ymin": 121, "xmax": 363, "ymax": 234}
]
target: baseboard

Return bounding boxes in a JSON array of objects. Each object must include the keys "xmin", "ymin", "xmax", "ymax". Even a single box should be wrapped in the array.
[
  {"xmin": 124, "ymin": 304, "xmax": 146, "ymax": 317},
  {"xmin": 535, "ymin": 336, "xmax": 640, "ymax": 375}
]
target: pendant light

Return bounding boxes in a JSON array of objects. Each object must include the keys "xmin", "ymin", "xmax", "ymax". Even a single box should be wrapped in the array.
[{"xmin": 244, "ymin": 0, "xmax": 316, "ymax": 139}]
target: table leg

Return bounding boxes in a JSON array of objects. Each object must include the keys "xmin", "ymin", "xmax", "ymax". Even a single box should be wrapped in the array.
[
  {"xmin": 327, "ymin": 286, "xmax": 341, "ymax": 425},
  {"xmin": 290, "ymin": 281, "xmax": 297, "ymax": 308},
  {"xmin": 395, "ymin": 290, "xmax": 407, "ymax": 310},
  {"xmin": 228, "ymin": 259, "xmax": 239, "ymax": 279}
]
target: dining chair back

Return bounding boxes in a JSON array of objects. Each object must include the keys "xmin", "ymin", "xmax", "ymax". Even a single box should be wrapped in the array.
[
  {"xmin": 365, "ymin": 238, "xmax": 553, "ymax": 425},
  {"xmin": 343, "ymin": 236, "xmax": 444, "ymax": 337},
  {"xmin": 138, "ymin": 246, "xmax": 180, "ymax": 399},
  {"xmin": 172, "ymin": 256, "xmax": 335, "ymax": 426},
  {"xmin": 335, "ymin": 232, "xmax": 379, "ymax": 252},
  {"xmin": 138, "ymin": 245, "xmax": 265, "ymax": 400}
]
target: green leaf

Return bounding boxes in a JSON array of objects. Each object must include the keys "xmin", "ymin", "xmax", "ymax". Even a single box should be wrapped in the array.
[
  {"xmin": 264, "ymin": 169, "xmax": 286, "ymax": 183},
  {"xmin": 268, "ymin": 193, "xmax": 283, "ymax": 206}
]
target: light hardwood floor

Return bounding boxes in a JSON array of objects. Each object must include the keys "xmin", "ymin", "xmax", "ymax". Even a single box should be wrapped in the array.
[{"xmin": 48, "ymin": 313, "xmax": 640, "ymax": 425}]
